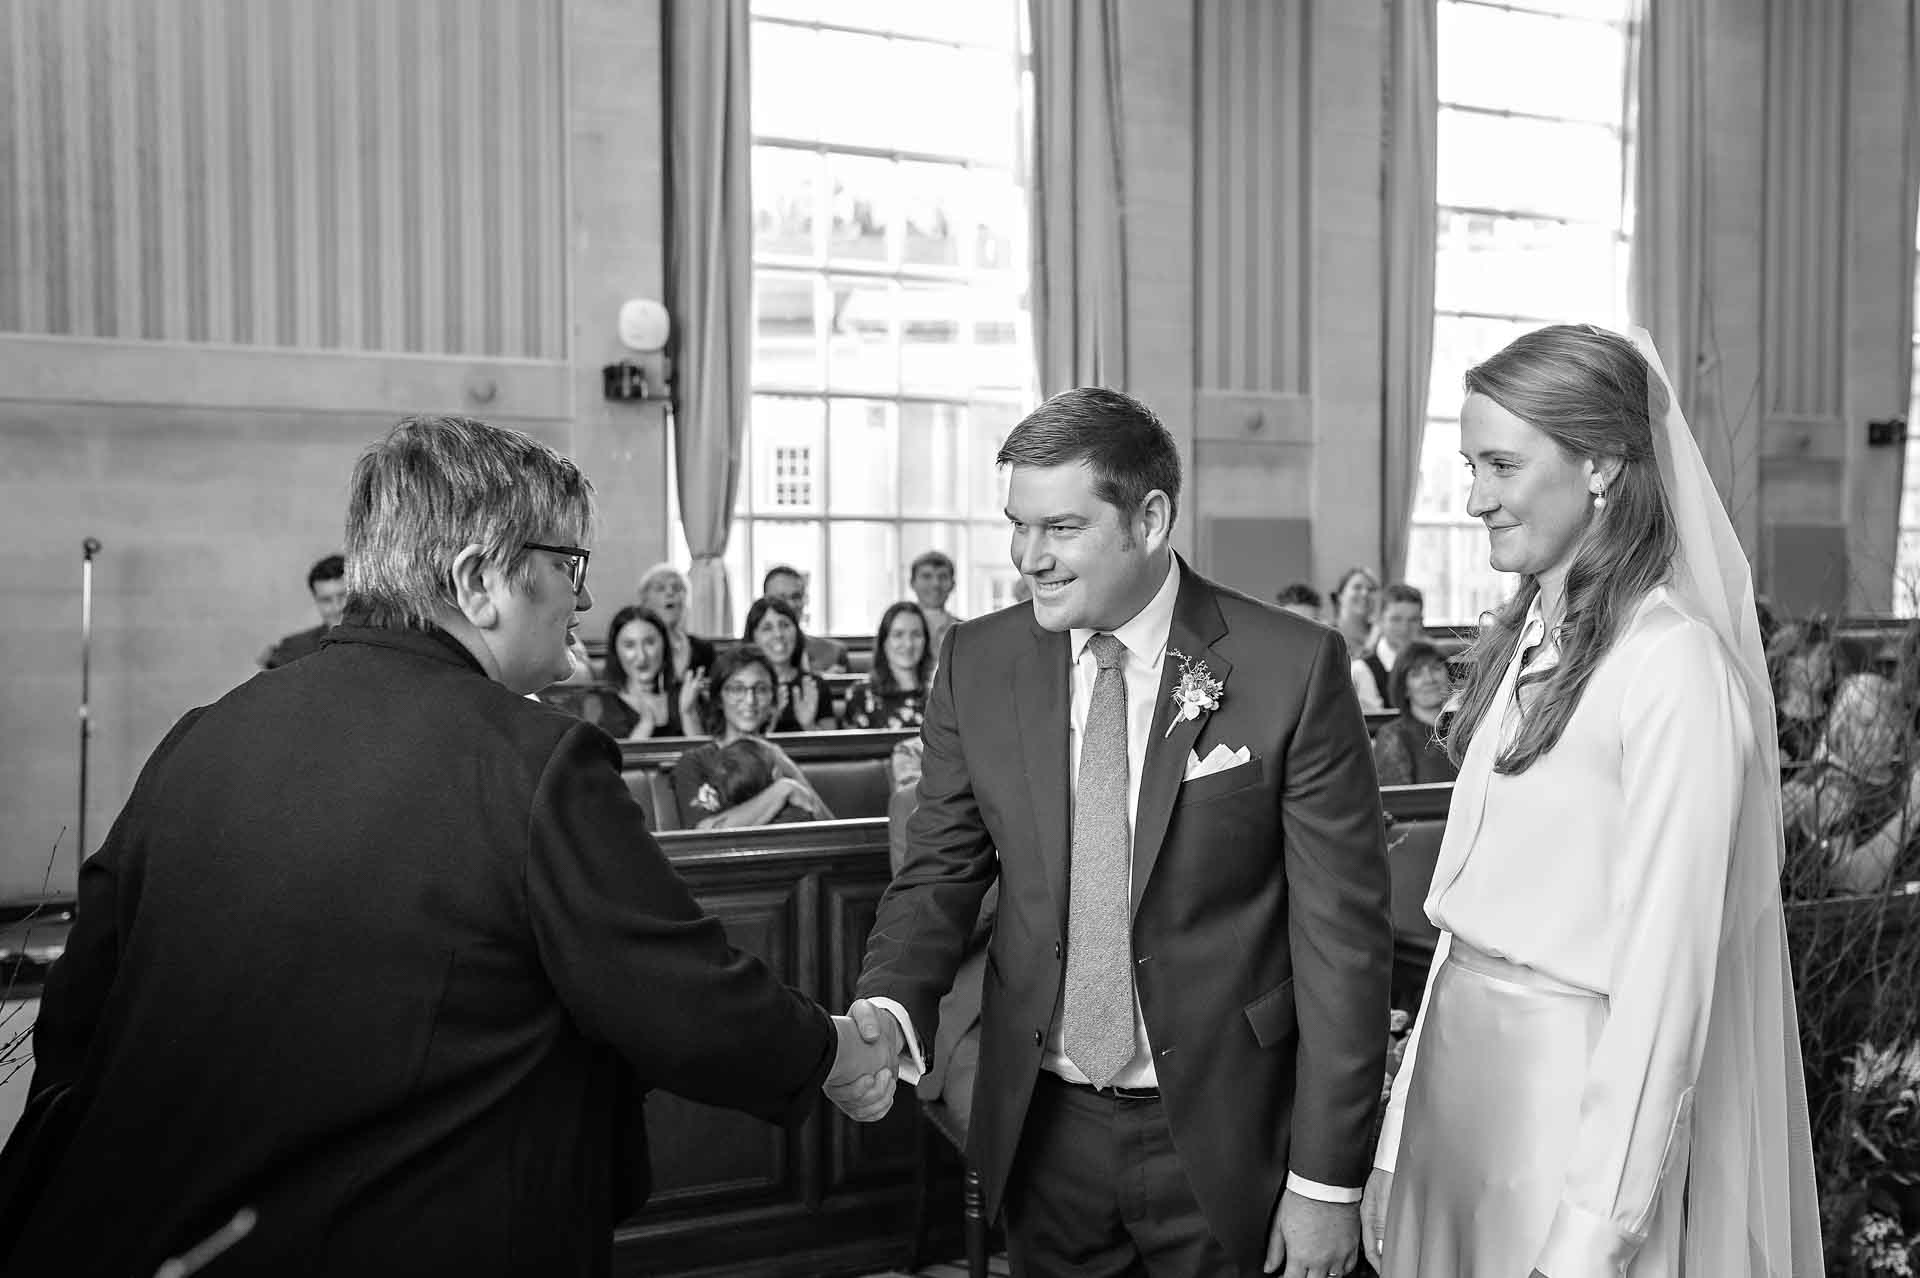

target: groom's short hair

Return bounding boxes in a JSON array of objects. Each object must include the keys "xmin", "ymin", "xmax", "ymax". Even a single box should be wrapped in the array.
[{"xmin": 996, "ymin": 387, "xmax": 1181, "ymax": 528}]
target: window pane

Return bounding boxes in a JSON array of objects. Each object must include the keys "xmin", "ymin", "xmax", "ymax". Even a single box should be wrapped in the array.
[
  {"xmin": 884, "ymin": 0, "xmax": 1019, "ymax": 47},
  {"xmin": 967, "ymin": 522, "xmax": 1021, "ymax": 617},
  {"xmin": 1428, "ymin": 313, "xmax": 1542, "ymax": 416},
  {"xmin": 826, "ymin": 521, "xmax": 904, "ymax": 635},
  {"xmin": 751, "ymin": 23, "xmax": 818, "ymax": 141},
  {"xmin": 1434, "ymin": 211, "xmax": 1623, "ymax": 321},
  {"xmin": 828, "ymin": 397, "xmax": 899, "ymax": 517},
  {"xmin": 828, "ymin": 154, "xmax": 894, "ymax": 266},
  {"xmin": 901, "ymin": 161, "xmax": 965, "ymax": 269},
  {"xmin": 754, "ymin": 147, "xmax": 819, "ymax": 260},
  {"xmin": 970, "ymin": 294, "xmax": 1026, "ymax": 392},
  {"xmin": 972, "ymin": 169, "xmax": 1023, "ymax": 274},
  {"xmin": 1438, "ymin": 6, "xmax": 1628, "ymax": 125},
  {"xmin": 816, "ymin": 30, "xmax": 899, "ymax": 151},
  {"xmin": 899, "ymin": 401, "xmax": 967, "ymax": 516},
  {"xmin": 1497, "ymin": 0, "xmax": 1631, "ymax": 21},
  {"xmin": 747, "ymin": 397, "xmax": 825, "ymax": 515},
  {"xmin": 1413, "ymin": 418, "xmax": 1466, "ymax": 519},
  {"xmin": 825, "ymin": 277, "xmax": 898, "ymax": 392},
  {"xmin": 751, "ymin": 0, "xmax": 817, "ymax": 19},
  {"xmin": 1438, "ymin": 110, "xmax": 1624, "ymax": 224},
  {"xmin": 754, "ymin": 273, "xmax": 822, "ymax": 389},
  {"xmin": 969, "ymin": 400, "xmax": 1020, "ymax": 514},
  {"xmin": 899, "ymin": 283, "xmax": 968, "ymax": 393}
]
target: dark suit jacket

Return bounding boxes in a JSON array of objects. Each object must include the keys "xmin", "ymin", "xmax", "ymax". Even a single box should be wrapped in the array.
[
  {"xmin": 0, "ymin": 625, "xmax": 834, "ymax": 1278},
  {"xmin": 857, "ymin": 561, "xmax": 1393, "ymax": 1276}
]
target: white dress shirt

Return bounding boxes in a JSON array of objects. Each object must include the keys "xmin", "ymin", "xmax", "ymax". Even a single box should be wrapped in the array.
[
  {"xmin": 875, "ymin": 555, "xmax": 1355, "ymax": 1203},
  {"xmin": 1350, "ymin": 637, "xmax": 1399, "ymax": 713},
  {"xmin": 1375, "ymin": 586, "xmax": 1754, "ymax": 1272}
]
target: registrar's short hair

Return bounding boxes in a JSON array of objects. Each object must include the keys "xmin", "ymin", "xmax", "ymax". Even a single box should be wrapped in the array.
[
  {"xmin": 995, "ymin": 387, "xmax": 1181, "ymax": 528},
  {"xmin": 344, "ymin": 414, "xmax": 594, "ymax": 630}
]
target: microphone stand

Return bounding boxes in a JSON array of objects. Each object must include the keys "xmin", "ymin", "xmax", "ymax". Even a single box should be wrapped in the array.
[{"xmin": 78, "ymin": 537, "xmax": 101, "ymax": 873}]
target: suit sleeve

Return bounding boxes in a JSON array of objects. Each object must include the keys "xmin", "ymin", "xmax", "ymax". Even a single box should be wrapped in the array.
[
  {"xmin": 1532, "ymin": 624, "xmax": 1746, "ymax": 1278},
  {"xmin": 1281, "ymin": 630, "xmax": 1395, "ymax": 1190},
  {"xmin": 855, "ymin": 623, "xmax": 997, "ymax": 1052},
  {"xmin": 31, "ymin": 708, "xmax": 209, "ymax": 1091},
  {"xmin": 527, "ymin": 723, "xmax": 835, "ymax": 1125}
]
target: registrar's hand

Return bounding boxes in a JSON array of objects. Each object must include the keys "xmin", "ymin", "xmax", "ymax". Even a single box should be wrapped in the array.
[
  {"xmin": 825, "ymin": 1012, "xmax": 896, "ymax": 1122},
  {"xmin": 1263, "ymin": 1189, "xmax": 1360, "ymax": 1277}
]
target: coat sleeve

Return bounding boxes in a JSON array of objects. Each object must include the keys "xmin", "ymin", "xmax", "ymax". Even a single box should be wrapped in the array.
[
  {"xmin": 1281, "ymin": 631, "xmax": 1396, "ymax": 1190},
  {"xmin": 854, "ymin": 623, "xmax": 997, "ymax": 1051},
  {"xmin": 527, "ymin": 724, "xmax": 835, "ymax": 1126},
  {"xmin": 1533, "ymin": 622, "xmax": 1747, "ymax": 1278}
]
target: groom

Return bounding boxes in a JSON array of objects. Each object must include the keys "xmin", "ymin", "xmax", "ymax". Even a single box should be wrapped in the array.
[{"xmin": 840, "ymin": 388, "xmax": 1393, "ymax": 1277}]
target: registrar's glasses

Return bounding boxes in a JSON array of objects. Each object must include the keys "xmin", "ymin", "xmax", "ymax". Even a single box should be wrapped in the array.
[{"xmin": 523, "ymin": 542, "xmax": 591, "ymax": 595}]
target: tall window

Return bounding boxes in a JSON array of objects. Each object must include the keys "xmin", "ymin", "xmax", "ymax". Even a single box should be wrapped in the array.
[
  {"xmin": 1894, "ymin": 210, "xmax": 1920, "ymax": 615},
  {"xmin": 733, "ymin": 0, "xmax": 1034, "ymax": 635},
  {"xmin": 1407, "ymin": 0, "xmax": 1635, "ymax": 624}
]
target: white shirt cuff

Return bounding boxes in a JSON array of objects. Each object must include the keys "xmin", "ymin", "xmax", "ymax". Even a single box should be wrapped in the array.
[
  {"xmin": 1287, "ymin": 1173, "xmax": 1363, "ymax": 1204},
  {"xmin": 864, "ymin": 996, "xmax": 927, "ymax": 1085}
]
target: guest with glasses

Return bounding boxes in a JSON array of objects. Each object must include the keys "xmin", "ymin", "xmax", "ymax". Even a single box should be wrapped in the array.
[
  {"xmin": 671, "ymin": 645, "xmax": 833, "ymax": 829},
  {"xmin": 744, "ymin": 595, "xmax": 838, "ymax": 732}
]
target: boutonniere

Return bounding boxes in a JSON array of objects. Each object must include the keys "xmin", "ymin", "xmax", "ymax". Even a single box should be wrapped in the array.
[{"xmin": 1164, "ymin": 649, "xmax": 1224, "ymax": 738}]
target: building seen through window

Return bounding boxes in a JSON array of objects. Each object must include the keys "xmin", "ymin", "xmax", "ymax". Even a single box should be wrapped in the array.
[
  {"xmin": 1408, "ymin": 0, "xmax": 1635, "ymax": 624},
  {"xmin": 688, "ymin": 0, "xmax": 1034, "ymax": 635}
]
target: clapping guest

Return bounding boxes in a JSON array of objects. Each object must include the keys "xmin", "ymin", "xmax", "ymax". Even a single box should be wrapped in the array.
[
  {"xmin": 578, "ymin": 606, "xmax": 701, "ymax": 741},
  {"xmin": 637, "ymin": 563, "xmax": 717, "ymax": 687},
  {"xmin": 843, "ymin": 602, "xmax": 933, "ymax": 730},
  {"xmin": 1369, "ymin": 642, "xmax": 1459, "ymax": 787},
  {"xmin": 745, "ymin": 595, "xmax": 837, "ymax": 732},
  {"xmin": 672, "ymin": 645, "xmax": 833, "ymax": 829},
  {"xmin": 1330, "ymin": 566, "xmax": 1379, "ymax": 662}
]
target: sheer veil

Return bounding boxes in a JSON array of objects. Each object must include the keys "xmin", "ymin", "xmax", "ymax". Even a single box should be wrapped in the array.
[{"xmin": 1631, "ymin": 328, "xmax": 1824, "ymax": 1276}]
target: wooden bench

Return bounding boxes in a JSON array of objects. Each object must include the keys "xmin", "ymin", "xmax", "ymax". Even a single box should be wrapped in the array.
[{"xmin": 618, "ymin": 729, "xmax": 919, "ymax": 832}]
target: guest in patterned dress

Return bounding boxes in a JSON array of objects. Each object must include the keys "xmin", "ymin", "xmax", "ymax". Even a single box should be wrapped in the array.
[{"xmin": 843, "ymin": 601, "xmax": 933, "ymax": 731}]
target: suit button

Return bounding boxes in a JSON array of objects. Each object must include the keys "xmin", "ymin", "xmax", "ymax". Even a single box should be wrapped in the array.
[
  {"xmin": 1053, "ymin": 940, "xmax": 1063, "ymax": 959},
  {"xmin": 1033, "ymin": 1029, "xmax": 1043, "ymax": 1047}
]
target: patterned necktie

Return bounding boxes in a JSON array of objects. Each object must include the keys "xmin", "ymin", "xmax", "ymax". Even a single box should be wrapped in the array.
[{"xmin": 1062, "ymin": 631, "xmax": 1136, "ymax": 1088}]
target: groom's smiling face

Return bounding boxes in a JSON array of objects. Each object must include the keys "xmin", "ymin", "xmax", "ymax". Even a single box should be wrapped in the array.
[{"xmin": 1005, "ymin": 460, "xmax": 1171, "ymax": 633}]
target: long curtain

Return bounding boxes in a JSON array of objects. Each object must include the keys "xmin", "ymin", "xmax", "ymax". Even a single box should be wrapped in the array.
[
  {"xmin": 663, "ymin": 0, "xmax": 750, "ymax": 638},
  {"xmin": 1626, "ymin": 0, "xmax": 1708, "ymax": 426},
  {"xmin": 1381, "ymin": 0, "xmax": 1437, "ymax": 582},
  {"xmin": 1028, "ymin": 0, "xmax": 1128, "ymax": 395}
]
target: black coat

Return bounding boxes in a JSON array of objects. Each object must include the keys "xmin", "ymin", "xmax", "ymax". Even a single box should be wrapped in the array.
[{"xmin": 0, "ymin": 625, "xmax": 833, "ymax": 1277}]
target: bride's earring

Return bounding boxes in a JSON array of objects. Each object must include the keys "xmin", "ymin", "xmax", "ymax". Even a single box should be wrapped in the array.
[{"xmin": 1592, "ymin": 487, "xmax": 1607, "ymax": 511}]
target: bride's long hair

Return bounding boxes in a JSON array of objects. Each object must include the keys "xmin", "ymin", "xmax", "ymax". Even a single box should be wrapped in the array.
[{"xmin": 1446, "ymin": 324, "xmax": 1678, "ymax": 773}]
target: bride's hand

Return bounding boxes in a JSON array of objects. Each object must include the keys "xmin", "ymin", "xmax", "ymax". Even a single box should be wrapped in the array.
[{"xmin": 1359, "ymin": 1168, "xmax": 1391, "ymax": 1269}]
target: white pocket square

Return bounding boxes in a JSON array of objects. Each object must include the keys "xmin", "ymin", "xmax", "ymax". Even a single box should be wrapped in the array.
[{"xmin": 1183, "ymin": 743, "xmax": 1251, "ymax": 782}]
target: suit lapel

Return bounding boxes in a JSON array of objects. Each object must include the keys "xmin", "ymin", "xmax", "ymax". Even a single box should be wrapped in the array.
[
  {"xmin": 1015, "ymin": 620, "xmax": 1073, "ymax": 932},
  {"xmin": 1130, "ymin": 563, "xmax": 1231, "ymax": 913}
]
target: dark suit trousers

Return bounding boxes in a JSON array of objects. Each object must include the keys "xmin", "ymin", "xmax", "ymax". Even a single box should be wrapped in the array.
[{"xmin": 1005, "ymin": 1072, "xmax": 1237, "ymax": 1278}]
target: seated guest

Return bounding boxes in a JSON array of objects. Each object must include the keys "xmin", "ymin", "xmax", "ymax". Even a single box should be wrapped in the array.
[
  {"xmin": 1351, "ymin": 581, "xmax": 1426, "ymax": 712},
  {"xmin": 1329, "ymin": 565, "xmax": 1379, "ymax": 661},
  {"xmin": 710, "ymin": 738, "xmax": 813, "ymax": 824},
  {"xmin": 763, "ymin": 564, "xmax": 849, "ymax": 672},
  {"xmin": 744, "ymin": 595, "xmax": 837, "ymax": 732},
  {"xmin": 577, "ymin": 605, "xmax": 701, "ymax": 740},
  {"xmin": 1274, "ymin": 582, "xmax": 1324, "ymax": 622},
  {"xmin": 909, "ymin": 549, "xmax": 961, "ymax": 648},
  {"xmin": 673, "ymin": 644, "xmax": 833, "ymax": 829},
  {"xmin": 1369, "ymin": 641, "xmax": 1459, "ymax": 786},
  {"xmin": 258, "ymin": 553, "xmax": 348, "ymax": 668},
  {"xmin": 1768, "ymin": 616, "xmax": 1847, "ymax": 768},
  {"xmin": 637, "ymin": 562, "xmax": 718, "ymax": 684},
  {"xmin": 843, "ymin": 601, "xmax": 932, "ymax": 730},
  {"xmin": 0, "ymin": 414, "xmax": 889, "ymax": 1276}
]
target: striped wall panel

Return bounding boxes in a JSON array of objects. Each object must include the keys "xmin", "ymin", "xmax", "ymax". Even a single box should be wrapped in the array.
[
  {"xmin": 0, "ymin": 0, "xmax": 566, "ymax": 360},
  {"xmin": 1195, "ymin": 0, "xmax": 1312, "ymax": 396}
]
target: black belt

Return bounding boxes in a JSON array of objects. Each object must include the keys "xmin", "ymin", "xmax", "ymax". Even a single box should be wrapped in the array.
[{"xmin": 1045, "ymin": 1071, "xmax": 1160, "ymax": 1101}]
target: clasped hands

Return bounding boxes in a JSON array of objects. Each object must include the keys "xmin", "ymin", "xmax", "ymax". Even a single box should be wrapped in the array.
[{"xmin": 823, "ymin": 998, "xmax": 903, "ymax": 1123}]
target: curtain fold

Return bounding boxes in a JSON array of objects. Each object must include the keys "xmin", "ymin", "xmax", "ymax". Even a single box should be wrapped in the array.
[
  {"xmin": 1381, "ymin": 0, "xmax": 1437, "ymax": 582},
  {"xmin": 663, "ymin": 0, "xmax": 750, "ymax": 638},
  {"xmin": 1899, "ymin": 3, "xmax": 1920, "ymax": 433},
  {"xmin": 1627, "ymin": 0, "xmax": 1709, "ymax": 429},
  {"xmin": 1028, "ymin": 0, "xmax": 1128, "ymax": 395}
]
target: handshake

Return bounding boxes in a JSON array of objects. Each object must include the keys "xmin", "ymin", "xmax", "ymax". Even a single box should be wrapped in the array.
[{"xmin": 823, "ymin": 998, "xmax": 907, "ymax": 1123}]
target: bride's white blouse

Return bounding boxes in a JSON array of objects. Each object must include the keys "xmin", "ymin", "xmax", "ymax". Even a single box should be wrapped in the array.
[{"xmin": 1376, "ymin": 584, "xmax": 1755, "ymax": 1274}]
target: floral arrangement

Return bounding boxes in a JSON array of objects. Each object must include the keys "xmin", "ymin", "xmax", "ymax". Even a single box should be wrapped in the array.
[{"xmin": 1163, "ymin": 649, "xmax": 1223, "ymax": 738}]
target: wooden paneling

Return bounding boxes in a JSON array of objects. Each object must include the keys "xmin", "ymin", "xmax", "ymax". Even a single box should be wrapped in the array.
[
  {"xmin": 0, "ymin": 0, "xmax": 567, "ymax": 359},
  {"xmin": 1195, "ymin": 0, "xmax": 1312, "ymax": 396}
]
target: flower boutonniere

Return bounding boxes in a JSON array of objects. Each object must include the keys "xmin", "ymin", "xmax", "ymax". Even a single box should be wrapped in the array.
[{"xmin": 1164, "ymin": 648, "xmax": 1224, "ymax": 738}]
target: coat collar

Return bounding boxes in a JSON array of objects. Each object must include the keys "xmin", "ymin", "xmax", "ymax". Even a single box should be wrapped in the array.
[{"xmin": 322, "ymin": 622, "xmax": 491, "ymax": 678}]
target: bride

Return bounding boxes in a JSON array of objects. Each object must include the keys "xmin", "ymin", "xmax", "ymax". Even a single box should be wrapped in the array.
[{"xmin": 1361, "ymin": 325, "xmax": 1822, "ymax": 1277}]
